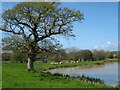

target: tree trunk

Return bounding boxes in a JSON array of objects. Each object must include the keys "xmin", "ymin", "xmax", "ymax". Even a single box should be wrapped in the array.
[
  {"xmin": 26, "ymin": 44, "xmax": 37, "ymax": 71},
  {"xmin": 27, "ymin": 57, "xmax": 34, "ymax": 71}
]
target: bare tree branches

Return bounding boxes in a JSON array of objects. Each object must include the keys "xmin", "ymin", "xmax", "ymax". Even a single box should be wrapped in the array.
[
  {"xmin": 1, "ymin": 2, "xmax": 84, "ymax": 60},
  {"xmin": 0, "ymin": 28, "xmax": 22, "ymax": 35}
]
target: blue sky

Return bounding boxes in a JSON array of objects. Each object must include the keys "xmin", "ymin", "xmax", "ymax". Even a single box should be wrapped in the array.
[{"xmin": 2, "ymin": 2, "xmax": 118, "ymax": 51}]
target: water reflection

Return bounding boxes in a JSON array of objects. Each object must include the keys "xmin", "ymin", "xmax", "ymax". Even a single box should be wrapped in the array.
[{"xmin": 49, "ymin": 62, "xmax": 118, "ymax": 86}]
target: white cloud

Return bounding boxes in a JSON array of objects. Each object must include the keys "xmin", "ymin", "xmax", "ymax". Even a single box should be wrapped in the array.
[
  {"xmin": 94, "ymin": 42, "xmax": 118, "ymax": 51},
  {"xmin": 94, "ymin": 46, "xmax": 99, "ymax": 49},
  {"xmin": 106, "ymin": 41, "xmax": 111, "ymax": 45}
]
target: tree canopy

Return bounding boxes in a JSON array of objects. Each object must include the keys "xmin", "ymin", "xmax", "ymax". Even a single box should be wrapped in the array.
[{"xmin": 1, "ymin": 2, "xmax": 84, "ymax": 71}]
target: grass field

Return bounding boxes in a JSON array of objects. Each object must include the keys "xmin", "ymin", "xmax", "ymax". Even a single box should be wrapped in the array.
[{"xmin": 2, "ymin": 59, "xmax": 118, "ymax": 88}]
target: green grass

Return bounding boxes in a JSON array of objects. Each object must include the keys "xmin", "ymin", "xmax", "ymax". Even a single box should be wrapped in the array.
[
  {"xmin": 36, "ymin": 59, "xmax": 118, "ymax": 71},
  {"xmin": 2, "ymin": 59, "xmax": 118, "ymax": 88}
]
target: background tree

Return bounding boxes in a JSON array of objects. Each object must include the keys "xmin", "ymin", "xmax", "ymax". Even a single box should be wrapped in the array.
[
  {"xmin": 66, "ymin": 47, "xmax": 80, "ymax": 60},
  {"xmin": 118, "ymin": 51, "xmax": 120, "ymax": 59},
  {"xmin": 36, "ymin": 40, "xmax": 63, "ymax": 63},
  {"xmin": 2, "ymin": 35, "xmax": 28, "ymax": 62},
  {"xmin": 10, "ymin": 50, "xmax": 27, "ymax": 63},
  {"xmin": 92, "ymin": 49, "xmax": 106, "ymax": 60},
  {"xmin": 2, "ymin": 53, "xmax": 11, "ymax": 61},
  {"xmin": 2, "ymin": 35, "xmax": 27, "ymax": 52},
  {"xmin": 79, "ymin": 50, "xmax": 93, "ymax": 61},
  {"xmin": 105, "ymin": 51, "xmax": 115, "ymax": 59},
  {"xmin": 0, "ymin": 2, "xmax": 84, "ymax": 71}
]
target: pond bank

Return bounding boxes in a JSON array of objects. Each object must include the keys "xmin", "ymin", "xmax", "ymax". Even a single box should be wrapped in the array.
[
  {"xmin": 43, "ymin": 59, "xmax": 118, "ymax": 72},
  {"xmin": 48, "ymin": 62, "xmax": 118, "ymax": 86},
  {"xmin": 42, "ymin": 59, "xmax": 118, "ymax": 87}
]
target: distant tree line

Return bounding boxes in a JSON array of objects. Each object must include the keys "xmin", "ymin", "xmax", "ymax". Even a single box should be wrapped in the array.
[
  {"xmin": 2, "ymin": 44, "xmax": 118, "ymax": 63},
  {"xmin": 2, "ymin": 36, "xmax": 118, "ymax": 63},
  {"xmin": 64, "ymin": 47, "xmax": 118, "ymax": 61}
]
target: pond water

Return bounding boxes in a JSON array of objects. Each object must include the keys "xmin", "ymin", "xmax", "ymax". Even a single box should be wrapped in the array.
[{"xmin": 49, "ymin": 62, "xmax": 118, "ymax": 86}]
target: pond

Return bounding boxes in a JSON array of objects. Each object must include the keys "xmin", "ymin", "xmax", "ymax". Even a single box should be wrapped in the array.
[{"xmin": 49, "ymin": 62, "xmax": 118, "ymax": 86}]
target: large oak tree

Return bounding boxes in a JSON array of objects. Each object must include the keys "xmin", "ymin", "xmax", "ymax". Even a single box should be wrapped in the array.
[{"xmin": 0, "ymin": 2, "xmax": 84, "ymax": 71}]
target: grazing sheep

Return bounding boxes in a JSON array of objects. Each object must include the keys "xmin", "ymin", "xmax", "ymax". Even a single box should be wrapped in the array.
[
  {"xmin": 66, "ymin": 61, "xmax": 69, "ymax": 63},
  {"xmin": 51, "ymin": 62, "xmax": 62, "ymax": 64},
  {"xmin": 59, "ymin": 62, "xmax": 62, "ymax": 64},
  {"xmin": 51, "ymin": 62, "xmax": 54, "ymax": 64},
  {"xmin": 73, "ymin": 61, "xmax": 76, "ymax": 63},
  {"xmin": 71, "ymin": 61, "xmax": 74, "ymax": 63},
  {"xmin": 76, "ymin": 61, "xmax": 79, "ymax": 63},
  {"xmin": 54, "ymin": 62, "xmax": 59, "ymax": 64},
  {"xmin": 51, "ymin": 62, "xmax": 57, "ymax": 64}
]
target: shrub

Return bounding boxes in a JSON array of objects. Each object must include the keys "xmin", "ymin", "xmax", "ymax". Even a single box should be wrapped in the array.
[
  {"xmin": 2, "ymin": 53, "xmax": 11, "ymax": 61},
  {"xmin": 10, "ymin": 50, "xmax": 27, "ymax": 63}
]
